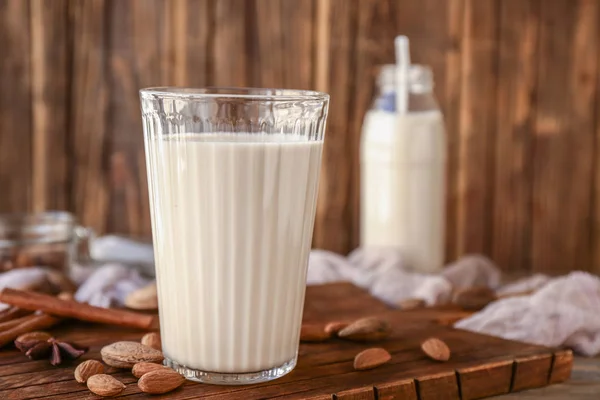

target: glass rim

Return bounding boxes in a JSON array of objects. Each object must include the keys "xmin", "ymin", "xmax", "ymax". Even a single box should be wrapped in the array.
[
  {"xmin": 0, "ymin": 211, "xmax": 75, "ymax": 248},
  {"xmin": 0, "ymin": 211, "xmax": 75, "ymax": 225},
  {"xmin": 140, "ymin": 86, "xmax": 330, "ymax": 102}
]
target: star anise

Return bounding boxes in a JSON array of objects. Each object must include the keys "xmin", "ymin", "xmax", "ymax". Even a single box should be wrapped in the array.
[{"xmin": 14, "ymin": 331, "xmax": 88, "ymax": 366}]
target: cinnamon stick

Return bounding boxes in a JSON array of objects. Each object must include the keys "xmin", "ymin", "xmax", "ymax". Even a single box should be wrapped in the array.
[
  {"xmin": 0, "ymin": 306, "xmax": 32, "ymax": 323},
  {"xmin": 0, "ymin": 313, "xmax": 60, "ymax": 347},
  {"xmin": 0, "ymin": 314, "xmax": 37, "ymax": 332},
  {"xmin": 0, "ymin": 288, "xmax": 159, "ymax": 330}
]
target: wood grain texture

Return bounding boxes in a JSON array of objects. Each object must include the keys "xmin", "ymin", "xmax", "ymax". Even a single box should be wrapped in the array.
[
  {"xmin": 0, "ymin": 0, "xmax": 32, "ymax": 213},
  {"xmin": 348, "ymin": 0, "xmax": 461, "ymax": 254},
  {"xmin": 281, "ymin": 0, "xmax": 314, "ymax": 90},
  {"xmin": 335, "ymin": 387, "xmax": 375, "ymax": 400},
  {"xmin": 252, "ymin": 0, "xmax": 284, "ymax": 87},
  {"xmin": 314, "ymin": 0, "xmax": 330, "ymax": 93},
  {"xmin": 416, "ymin": 371, "xmax": 460, "ymax": 400},
  {"xmin": 30, "ymin": 0, "xmax": 69, "ymax": 212},
  {"xmin": 163, "ymin": 0, "xmax": 212, "ymax": 87},
  {"xmin": 0, "ymin": 283, "xmax": 571, "ymax": 399},
  {"xmin": 213, "ymin": 0, "xmax": 249, "ymax": 86},
  {"xmin": 591, "ymin": 1, "xmax": 600, "ymax": 276},
  {"xmin": 375, "ymin": 380, "xmax": 418, "ymax": 400},
  {"xmin": 68, "ymin": 0, "xmax": 110, "ymax": 233},
  {"xmin": 4, "ymin": 0, "xmax": 600, "ymax": 274},
  {"xmin": 107, "ymin": 0, "xmax": 167, "ymax": 235},
  {"xmin": 443, "ymin": 0, "xmax": 466, "ymax": 263},
  {"xmin": 395, "ymin": 0, "xmax": 454, "ymax": 99},
  {"xmin": 313, "ymin": 0, "xmax": 357, "ymax": 253},
  {"xmin": 492, "ymin": 0, "xmax": 539, "ymax": 272},
  {"xmin": 458, "ymin": 360, "xmax": 513, "ymax": 399},
  {"xmin": 455, "ymin": 0, "xmax": 500, "ymax": 257},
  {"xmin": 348, "ymin": 0, "xmax": 397, "ymax": 251},
  {"xmin": 175, "ymin": 0, "xmax": 212, "ymax": 87},
  {"xmin": 252, "ymin": 0, "xmax": 314, "ymax": 89},
  {"xmin": 495, "ymin": 356, "xmax": 599, "ymax": 399},
  {"xmin": 394, "ymin": 0, "xmax": 467, "ymax": 264},
  {"xmin": 512, "ymin": 354, "xmax": 553, "ymax": 391},
  {"xmin": 549, "ymin": 349, "xmax": 573, "ymax": 384},
  {"xmin": 532, "ymin": 0, "xmax": 599, "ymax": 274}
]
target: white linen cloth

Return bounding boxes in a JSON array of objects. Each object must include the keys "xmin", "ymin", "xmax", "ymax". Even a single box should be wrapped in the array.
[
  {"xmin": 308, "ymin": 248, "xmax": 600, "ymax": 356},
  {"xmin": 455, "ymin": 272, "xmax": 600, "ymax": 356},
  {"xmin": 308, "ymin": 249, "xmax": 499, "ymax": 306},
  {"xmin": 0, "ymin": 268, "xmax": 51, "ymax": 312},
  {"xmin": 74, "ymin": 263, "xmax": 149, "ymax": 308}
]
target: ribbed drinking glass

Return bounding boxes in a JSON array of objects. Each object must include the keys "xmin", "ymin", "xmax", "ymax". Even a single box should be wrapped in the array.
[{"xmin": 140, "ymin": 87, "xmax": 329, "ymax": 385}]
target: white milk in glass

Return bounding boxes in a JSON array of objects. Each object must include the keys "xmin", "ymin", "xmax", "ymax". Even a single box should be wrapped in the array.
[{"xmin": 146, "ymin": 134, "xmax": 322, "ymax": 373}]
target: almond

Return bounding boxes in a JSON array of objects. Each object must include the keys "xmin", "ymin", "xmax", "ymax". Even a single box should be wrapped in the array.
[
  {"xmin": 338, "ymin": 317, "xmax": 391, "ymax": 341},
  {"xmin": 300, "ymin": 324, "xmax": 331, "ymax": 342},
  {"xmin": 14, "ymin": 331, "xmax": 54, "ymax": 352},
  {"xmin": 421, "ymin": 337, "xmax": 451, "ymax": 361},
  {"xmin": 452, "ymin": 286, "xmax": 497, "ymax": 310},
  {"xmin": 353, "ymin": 348, "xmax": 391, "ymax": 370},
  {"xmin": 138, "ymin": 368, "xmax": 186, "ymax": 394},
  {"xmin": 397, "ymin": 298, "xmax": 426, "ymax": 310},
  {"xmin": 125, "ymin": 281, "xmax": 158, "ymax": 310},
  {"xmin": 101, "ymin": 341, "xmax": 163, "ymax": 369},
  {"xmin": 87, "ymin": 374, "xmax": 125, "ymax": 397},
  {"xmin": 74, "ymin": 359, "xmax": 105, "ymax": 383},
  {"xmin": 132, "ymin": 362, "xmax": 170, "ymax": 378},
  {"xmin": 141, "ymin": 332, "xmax": 162, "ymax": 351},
  {"xmin": 324, "ymin": 321, "xmax": 349, "ymax": 336},
  {"xmin": 15, "ymin": 331, "xmax": 53, "ymax": 344},
  {"xmin": 57, "ymin": 291, "xmax": 74, "ymax": 301}
]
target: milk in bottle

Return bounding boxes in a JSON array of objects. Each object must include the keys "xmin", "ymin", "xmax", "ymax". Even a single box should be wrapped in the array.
[{"xmin": 360, "ymin": 64, "xmax": 446, "ymax": 272}]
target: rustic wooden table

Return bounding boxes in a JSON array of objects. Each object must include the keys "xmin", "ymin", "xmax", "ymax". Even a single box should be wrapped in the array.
[
  {"xmin": 494, "ymin": 356, "xmax": 600, "ymax": 399},
  {"xmin": 0, "ymin": 282, "xmax": 584, "ymax": 399}
]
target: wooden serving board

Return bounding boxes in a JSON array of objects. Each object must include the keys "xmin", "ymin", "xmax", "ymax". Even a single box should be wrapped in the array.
[{"xmin": 0, "ymin": 283, "xmax": 572, "ymax": 399}]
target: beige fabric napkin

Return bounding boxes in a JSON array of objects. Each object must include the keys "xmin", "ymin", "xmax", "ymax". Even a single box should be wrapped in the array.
[
  {"xmin": 307, "ymin": 248, "xmax": 499, "ymax": 306},
  {"xmin": 308, "ymin": 247, "xmax": 600, "ymax": 356},
  {"xmin": 456, "ymin": 272, "xmax": 600, "ymax": 356}
]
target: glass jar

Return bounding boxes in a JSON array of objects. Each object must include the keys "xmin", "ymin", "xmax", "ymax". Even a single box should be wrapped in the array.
[
  {"xmin": 360, "ymin": 64, "xmax": 447, "ymax": 272},
  {"xmin": 0, "ymin": 211, "xmax": 94, "ymax": 274}
]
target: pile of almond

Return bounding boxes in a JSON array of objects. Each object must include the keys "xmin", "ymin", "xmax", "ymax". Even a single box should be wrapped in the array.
[
  {"xmin": 76, "ymin": 317, "xmax": 453, "ymax": 395},
  {"xmin": 74, "ymin": 332, "xmax": 185, "ymax": 397},
  {"xmin": 300, "ymin": 316, "xmax": 452, "ymax": 371}
]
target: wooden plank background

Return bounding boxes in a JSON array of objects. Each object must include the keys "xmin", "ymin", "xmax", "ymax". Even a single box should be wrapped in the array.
[{"xmin": 0, "ymin": 0, "xmax": 599, "ymax": 275}]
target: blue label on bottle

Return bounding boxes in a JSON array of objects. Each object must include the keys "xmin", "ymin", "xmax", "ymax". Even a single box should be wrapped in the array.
[{"xmin": 374, "ymin": 92, "xmax": 396, "ymax": 112}]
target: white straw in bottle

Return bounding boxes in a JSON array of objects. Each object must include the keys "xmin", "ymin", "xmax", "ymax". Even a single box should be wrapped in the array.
[{"xmin": 394, "ymin": 35, "xmax": 411, "ymax": 114}]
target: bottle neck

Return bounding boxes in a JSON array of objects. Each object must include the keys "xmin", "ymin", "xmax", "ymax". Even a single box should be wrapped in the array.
[
  {"xmin": 378, "ymin": 64, "xmax": 434, "ymax": 94},
  {"xmin": 374, "ymin": 65, "xmax": 437, "ymax": 112}
]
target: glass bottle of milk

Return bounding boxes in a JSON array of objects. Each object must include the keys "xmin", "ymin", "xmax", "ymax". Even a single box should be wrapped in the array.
[{"xmin": 360, "ymin": 64, "xmax": 446, "ymax": 272}]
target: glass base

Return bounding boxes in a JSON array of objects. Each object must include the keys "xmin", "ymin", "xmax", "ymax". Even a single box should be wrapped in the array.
[{"xmin": 164, "ymin": 356, "xmax": 297, "ymax": 385}]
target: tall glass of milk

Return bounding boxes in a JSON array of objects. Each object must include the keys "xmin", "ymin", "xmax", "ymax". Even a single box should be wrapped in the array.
[
  {"xmin": 360, "ymin": 64, "xmax": 446, "ymax": 272},
  {"xmin": 140, "ymin": 88, "xmax": 329, "ymax": 384}
]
